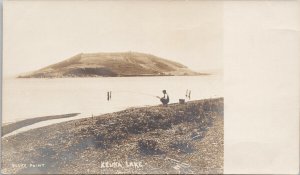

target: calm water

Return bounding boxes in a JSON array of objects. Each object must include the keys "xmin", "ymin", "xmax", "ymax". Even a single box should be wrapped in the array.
[{"xmin": 3, "ymin": 75, "xmax": 222, "ymax": 124}]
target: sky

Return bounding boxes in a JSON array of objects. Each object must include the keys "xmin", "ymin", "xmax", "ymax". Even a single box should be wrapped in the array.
[{"xmin": 3, "ymin": 0, "xmax": 223, "ymax": 76}]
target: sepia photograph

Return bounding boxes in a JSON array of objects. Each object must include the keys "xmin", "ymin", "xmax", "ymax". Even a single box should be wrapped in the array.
[{"xmin": 2, "ymin": 0, "xmax": 223, "ymax": 174}]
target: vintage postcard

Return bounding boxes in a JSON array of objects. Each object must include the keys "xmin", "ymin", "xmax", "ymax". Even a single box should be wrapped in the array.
[
  {"xmin": 1, "ymin": 0, "xmax": 299, "ymax": 174},
  {"xmin": 1, "ymin": 1, "xmax": 223, "ymax": 174}
]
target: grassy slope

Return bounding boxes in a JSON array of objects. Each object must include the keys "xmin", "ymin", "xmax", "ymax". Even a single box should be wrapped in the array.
[{"xmin": 2, "ymin": 98, "xmax": 223, "ymax": 174}]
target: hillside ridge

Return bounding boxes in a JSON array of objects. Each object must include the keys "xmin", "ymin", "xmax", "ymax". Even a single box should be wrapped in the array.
[{"xmin": 18, "ymin": 52, "xmax": 203, "ymax": 78}]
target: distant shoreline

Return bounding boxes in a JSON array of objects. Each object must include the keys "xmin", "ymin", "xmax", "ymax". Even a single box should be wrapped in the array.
[{"xmin": 17, "ymin": 73, "xmax": 211, "ymax": 79}]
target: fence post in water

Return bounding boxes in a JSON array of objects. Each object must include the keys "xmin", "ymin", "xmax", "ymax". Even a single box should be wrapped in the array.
[
  {"xmin": 110, "ymin": 91, "xmax": 112, "ymax": 100},
  {"xmin": 107, "ymin": 92, "xmax": 110, "ymax": 101}
]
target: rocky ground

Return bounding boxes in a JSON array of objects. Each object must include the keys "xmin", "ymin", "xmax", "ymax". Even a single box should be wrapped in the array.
[{"xmin": 1, "ymin": 98, "xmax": 223, "ymax": 174}]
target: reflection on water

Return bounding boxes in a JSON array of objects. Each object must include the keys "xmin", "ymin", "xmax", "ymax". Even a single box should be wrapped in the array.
[{"xmin": 3, "ymin": 75, "xmax": 222, "ymax": 123}]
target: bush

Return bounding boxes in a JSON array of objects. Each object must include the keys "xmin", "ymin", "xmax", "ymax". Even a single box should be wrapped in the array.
[
  {"xmin": 138, "ymin": 139, "xmax": 163, "ymax": 155},
  {"xmin": 169, "ymin": 140, "xmax": 194, "ymax": 154}
]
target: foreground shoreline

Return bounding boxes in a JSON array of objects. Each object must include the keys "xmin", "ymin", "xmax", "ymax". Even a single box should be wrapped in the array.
[
  {"xmin": 2, "ymin": 98, "xmax": 224, "ymax": 174},
  {"xmin": 2, "ymin": 113, "xmax": 80, "ymax": 136}
]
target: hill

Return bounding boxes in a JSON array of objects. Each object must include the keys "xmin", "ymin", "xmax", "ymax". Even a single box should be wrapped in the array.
[
  {"xmin": 18, "ymin": 52, "xmax": 201, "ymax": 78},
  {"xmin": 2, "ymin": 98, "xmax": 223, "ymax": 174}
]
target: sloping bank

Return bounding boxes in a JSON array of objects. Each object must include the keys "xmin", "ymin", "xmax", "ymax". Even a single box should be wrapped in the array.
[{"xmin": 2, "ymin": 98, "xmax": 224, "ymax": 174}]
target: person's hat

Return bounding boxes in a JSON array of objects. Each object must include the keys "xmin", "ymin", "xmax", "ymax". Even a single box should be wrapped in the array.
[{"xmin": 162, "ymin": 90, "xmax": 167, "ymax": 93}]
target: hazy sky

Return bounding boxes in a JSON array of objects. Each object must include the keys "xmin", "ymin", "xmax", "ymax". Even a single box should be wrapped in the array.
[{"xmin": 4, "ymin": 0, "xmax": 223, "ymax": 76}]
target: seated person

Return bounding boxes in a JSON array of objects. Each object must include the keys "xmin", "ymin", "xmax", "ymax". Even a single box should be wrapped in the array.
[{"xmin": 158, "ymin": 90, "xmax": 169, "ymax": 105}]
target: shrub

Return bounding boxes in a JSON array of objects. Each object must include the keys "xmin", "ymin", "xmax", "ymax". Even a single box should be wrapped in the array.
[
  {"xmin": 138, "ymin": 139, "xmax": 163, "ymax": 155},
  {"xmin": 169, "ymin": 140, "xmax": 194, "ymax": 154}
]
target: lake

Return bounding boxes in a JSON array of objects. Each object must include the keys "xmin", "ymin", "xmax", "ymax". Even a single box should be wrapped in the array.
[{"xmin": 3, "ymin": 75, "xmax": 222, "ymax": 124}]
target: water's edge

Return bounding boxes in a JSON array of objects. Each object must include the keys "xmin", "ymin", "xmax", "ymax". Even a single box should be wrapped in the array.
[
  {"xmin": 2, "ymin": 113, "xmax": 80, "ymax": 136},
  {"xmin": 3, "ymin": 76, "xmax": 222, "ymax": 123}
]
